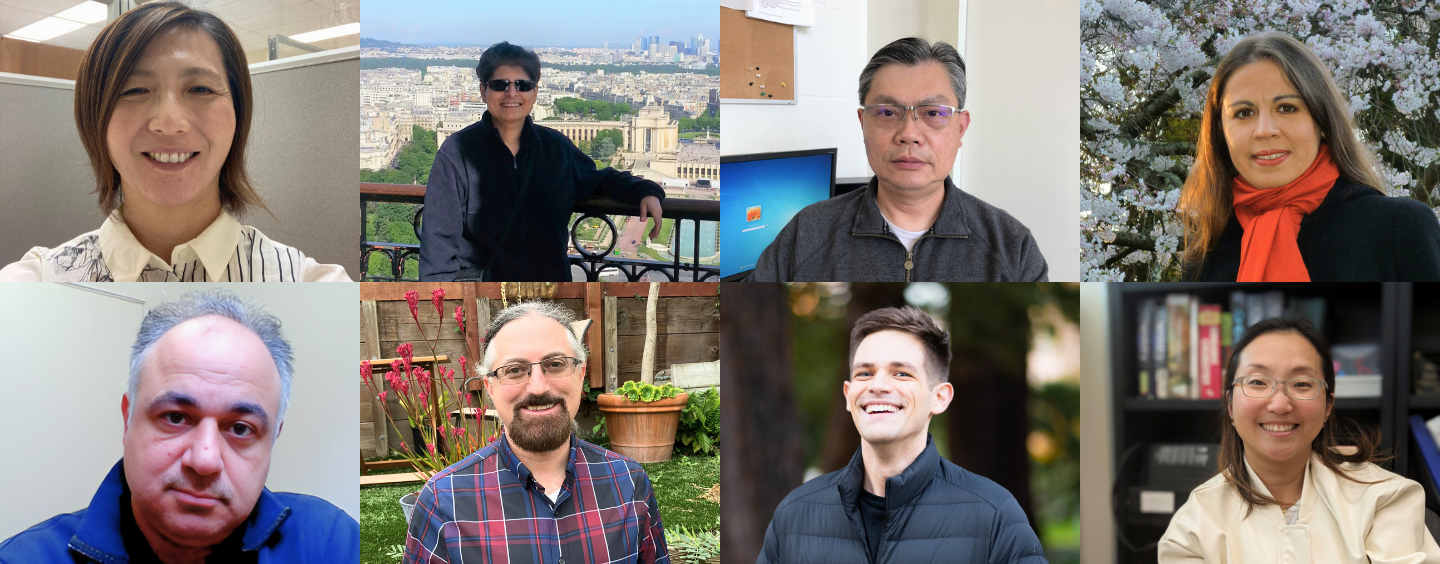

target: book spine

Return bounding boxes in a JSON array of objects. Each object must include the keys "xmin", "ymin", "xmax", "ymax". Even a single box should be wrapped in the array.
[
  {"xmin": 1199, "ymin": 305, "xmax": 1222, "ymax": 399},
  {"xmin": 1154, "ymin": 303, "xmax": 1169, "ymax": 400},
  {"xmin": 1139, "ymin": 300, "xmax": 1153, "ymax": 399},
  {"xmin": 1166, "ymin": 293, "xmax": 1190, "ymax": 399},
  {"xmin": 1189, "ymin": 296, "xmax": 1199, "ymax": 399}
]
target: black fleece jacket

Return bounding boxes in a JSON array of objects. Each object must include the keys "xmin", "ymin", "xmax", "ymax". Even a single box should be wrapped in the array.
[
  {"xmin": 419, "ymin": 113, "xmax": 664, "ymax": 281},
  {"xmin": 1187, "ymin": 177, "xmax": 1440, "ymax": 281}
]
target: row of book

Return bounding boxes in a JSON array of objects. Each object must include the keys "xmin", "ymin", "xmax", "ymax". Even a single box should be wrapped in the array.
[{"xmin": 1136, "ymin": 291, "xmax": 1327, "ymax": 399}]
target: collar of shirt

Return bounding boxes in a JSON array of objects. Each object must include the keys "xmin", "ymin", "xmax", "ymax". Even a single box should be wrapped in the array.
[
  {"xmin": 838, "ymin": 433, "xmax": 941, "ymax": 515},
  {"xmin": 852, "ymin": 176, "xmax": 972, "ymax": 238},
  {"xmin": 68, "ymin": 461, "xmax": 291, "ymax": 562},
  {"xmin": 495, "ymin": 432, "xmax": 577, "ymax": 502},
  {"xmin": 97, "ymin": 212, "xmax": 242, "ymax": 282},
  {"xmin": 1241, "ymin": 452, "xmax": 1316, "ymax": 526}
]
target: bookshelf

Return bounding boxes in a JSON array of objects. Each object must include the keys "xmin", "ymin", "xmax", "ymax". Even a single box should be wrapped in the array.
[{"xmin": 1107, "ymin": 283, "xmax": 1400, "ymax": 564}]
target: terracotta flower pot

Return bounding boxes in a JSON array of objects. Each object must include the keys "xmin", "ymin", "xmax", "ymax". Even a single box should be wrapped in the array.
[{"xmin": 597, "ymin": 392, "xmax": 689, "ymax": 463}]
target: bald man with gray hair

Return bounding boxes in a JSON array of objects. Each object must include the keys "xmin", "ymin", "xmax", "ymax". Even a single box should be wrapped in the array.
[{"xmin": 749, "ymin": 37, "xmax": 1048, "ymax": 282}]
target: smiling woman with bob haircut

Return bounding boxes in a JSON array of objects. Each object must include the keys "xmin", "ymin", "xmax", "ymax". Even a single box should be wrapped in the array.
[
  {"xmin": 1179, "ymin": 31, "xmax": 1440, "ymax": 281},
  {"xmin": 1159, "ymin": 318, "xmax": 1440, "ymax": 562},
  {"xmin": 0, "ymin": 1, "xmax": 348, "ymax": 282}
]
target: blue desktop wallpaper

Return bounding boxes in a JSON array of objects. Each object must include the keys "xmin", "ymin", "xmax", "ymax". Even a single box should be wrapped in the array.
[{"xmin": 720, "ymin": 153, "xmax": 834, "ymax": 278}]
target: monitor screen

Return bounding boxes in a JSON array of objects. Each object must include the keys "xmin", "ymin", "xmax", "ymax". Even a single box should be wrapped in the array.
[{"xmin": 720, "ymin": 149, "xmax": 837, "ymax": 280}]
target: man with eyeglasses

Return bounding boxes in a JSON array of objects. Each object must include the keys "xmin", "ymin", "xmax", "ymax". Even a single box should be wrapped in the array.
[
  {"xmin": 748, "ymin": 37, "xmax": 1048, "ymax": 282},
  {"xmin": 419, "ymin": 41, "xmax": 667, "ymax": 282},
  {"xmin": 404, "ymin": 301, "xmax": 670, "ymax": 564}
]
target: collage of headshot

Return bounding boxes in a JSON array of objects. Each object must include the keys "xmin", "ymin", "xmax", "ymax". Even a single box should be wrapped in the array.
[{"xmin": 0, "ymin": 1, "xmax": 1438, "ymax": 564}]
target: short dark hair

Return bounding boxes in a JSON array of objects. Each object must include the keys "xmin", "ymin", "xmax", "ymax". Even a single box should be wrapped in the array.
[
  {"xmin": 848, "ymin": 306, "xmax": 951, "ymax": 384},
  {"xmin": 475, "ymin": 41, "xmax": 541, "ymax": 88},
  {"xmin": 76, "ymin": 1, "xmax": 264, "ymax": 219},
  {"xmin": 858, "ymin": 37, "xmax": 967, "ymax": 107}
]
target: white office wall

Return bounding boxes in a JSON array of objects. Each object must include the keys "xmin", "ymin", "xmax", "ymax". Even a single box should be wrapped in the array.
[
  {"xmin": 0, "ymin": 282, "xmax": 360, "ymax": 540},
  {"xmin": 961, "ymin": 1, "xmax": 1081, "ymax": 281},
  {"xmin": 0, "ymin": 49, "xmax": 359, "ymax": 277},
  {"xmin": 721, "ymin": 0, "xmax": 869, "ymax": 178},
  {"xmin": 1080, "ymin": 283, "xmax": 1115, "ymax": 564}
]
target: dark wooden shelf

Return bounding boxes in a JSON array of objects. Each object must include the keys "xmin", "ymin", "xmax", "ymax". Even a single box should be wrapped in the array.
[
  {"xmin": 1409, "ymin": 395, "xmax": 1440, "ymax": 409},
  {"xmin": 1124, "ymin": 397, "xmax": 1381, "ymax": 410}
]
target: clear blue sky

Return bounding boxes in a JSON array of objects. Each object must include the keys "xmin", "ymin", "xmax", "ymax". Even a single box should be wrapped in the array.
[{"xmin": 361, "ymin": 0, "xmax": 719, "ymax": 48}]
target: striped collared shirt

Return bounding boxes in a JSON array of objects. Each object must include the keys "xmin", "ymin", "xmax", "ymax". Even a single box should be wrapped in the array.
[
  {"xmin": 0, "ymin": 212, "xmax": 348, "ymax": 281},
  {"xmin": 405, "ymin": 433, "xmax": 669, "ymax": 564}
]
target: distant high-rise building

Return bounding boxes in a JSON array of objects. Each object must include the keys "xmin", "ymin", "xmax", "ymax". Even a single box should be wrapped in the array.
[{"xmin": 651, "ymin": 35, "xmax": 659, "ymax": 50}]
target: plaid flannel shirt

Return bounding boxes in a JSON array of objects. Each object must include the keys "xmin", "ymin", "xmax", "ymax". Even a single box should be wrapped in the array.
[{"xmin": 405, "ymin": 433, "xmax": 670, "ymax": 564}]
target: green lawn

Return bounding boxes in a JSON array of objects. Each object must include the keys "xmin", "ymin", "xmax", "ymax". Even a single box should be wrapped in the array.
[
  {"xmin": 656, "ymin": 218, "xmax": 675, "ymax": 246},
  {"xmin": 359, "ymin": 454, "xmax": 719, "ymax": 564},
  {"xmin": 638, "ymin": 245, "xmax": 669, "ymax": 262},
  {"xmin": 679, "ymin": 131, "xmax": 719, "ymax": 140}
]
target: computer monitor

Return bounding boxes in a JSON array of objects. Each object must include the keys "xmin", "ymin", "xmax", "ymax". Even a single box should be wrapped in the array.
[{"xmin": 720, "ymin": 148, "xmax": 837, "ymax": 281}]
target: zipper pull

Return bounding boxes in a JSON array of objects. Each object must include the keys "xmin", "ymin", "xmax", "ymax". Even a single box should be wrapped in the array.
[
  {"xmin": 513, "ymin": 154, "xmax": 518, "ymax": 169},
  {"xmin": 904, "ymin": 250, "xmax": 914, "ymax": 282}
]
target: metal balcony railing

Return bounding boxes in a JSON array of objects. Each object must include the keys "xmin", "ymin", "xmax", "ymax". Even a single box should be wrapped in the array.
[{"xmin": 360, "ymin": 183, "xmax": 719, "ymax": 281}]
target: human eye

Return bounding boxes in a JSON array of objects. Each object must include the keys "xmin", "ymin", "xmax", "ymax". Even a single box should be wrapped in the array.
[
  {"xmin": 1233, "ymin": 108, "xmax": 1254, "ymax": 119},
  {"xmin": 872, "ymin": 106, "xmax": 898, "ymax": 117},
  {"xmin": 501, "ymin": 364, "xmax": 527, "ymax": 378},
  {"xmin": 1242, "ymin": 376, "xmax": 1270, "ymax": 388},
  {"xmin": 160, "ymin": 412, "xmax": 187, "ymax": 426},
  {"xmin": 542, "ymin": 359, "xmax": 569, "ymax": 373},
  {"xmin": 230, "ymin": 422, "xmax": 255, "ymax": 437},
  {"xmin": 1277, "ymin": 103, "xmax": 1301, "ymax": 114},
  {"xmin": 120, "ymin": 86, "xmax": 149, "ymax": 96},
  {"xmin": 853, "ymin": 370, "xmax": 873, "ymax": 380},
  {"xmin": 190, "ymin": 85, "xmax": 217, "ymax": 94},
  {"xmin": 893, "ymin": 371, "xmax": 914, "ymax": 379},
  {"xmin": 1290, "ymin": 379, "xmax": 1315, "ymax": 390}
]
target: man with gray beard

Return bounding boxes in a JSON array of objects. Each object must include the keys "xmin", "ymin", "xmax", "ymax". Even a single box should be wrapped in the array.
[{"xmin": 404, "ymin": 301, "xmax": 671, "ymax": 564}]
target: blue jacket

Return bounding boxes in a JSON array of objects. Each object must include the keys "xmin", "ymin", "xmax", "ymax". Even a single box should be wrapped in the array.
[
  {"xmin": 0, "ymin": 461, "xmax": 358, "ymax": 563},
  {"xmin": 758, "ymin": 435, "xmax": 1047, "ymax": 564}
]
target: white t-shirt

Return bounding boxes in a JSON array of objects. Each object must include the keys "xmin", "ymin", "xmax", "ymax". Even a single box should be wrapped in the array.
[
  {"xmin": 0, "ymin": 212, "xmax": 350, "ymax": 282},
  {"xmin": 882, "ymin": 214, "xmax": 929, "ymax": 252}
]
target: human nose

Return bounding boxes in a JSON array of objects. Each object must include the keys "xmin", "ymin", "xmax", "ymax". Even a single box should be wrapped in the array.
[
  {"xmin": 182, "ymin": 420, "xmax": 224, "ymax": 476},
  {"xmin": 894, "ymin": 107, "xmax": 924, "ymax": 144},
  {"xmin": 522, "ymin": 363, "xmax": 552, "ymax": 393},
  {"xmin": 148, "ymin": 91, "xmax": 191, "ymax": 135},
  {"xmin": 1253, "ymin": 109, "xmax": 1279, "ymax": 139},
  {"xmin": 1265, "ymin": 385, "xmax": 1294, "ymax": 411}
]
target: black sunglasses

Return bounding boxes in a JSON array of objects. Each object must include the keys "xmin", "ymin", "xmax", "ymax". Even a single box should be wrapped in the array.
[{"xmin": 486, "ymin": 79, "xmax": 536, "ymax": 92}]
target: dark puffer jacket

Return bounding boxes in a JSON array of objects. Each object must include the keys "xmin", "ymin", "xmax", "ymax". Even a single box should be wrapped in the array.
[{"xmin": 758, "ymin": 435, "xmax": 1047, "ymax": 564}]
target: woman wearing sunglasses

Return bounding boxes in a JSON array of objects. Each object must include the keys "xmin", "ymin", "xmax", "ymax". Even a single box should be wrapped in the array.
[
  {"xmin": 1178, "ymin": 32, "xmax": 1440, "ymax": 281},
  {"xmin": 1159, "ymin": 318, "xmax": 1440, "ymax": 562},
  {"xmin": 418, "ymin": 41, "xmax": 666, "ymax": 281}
]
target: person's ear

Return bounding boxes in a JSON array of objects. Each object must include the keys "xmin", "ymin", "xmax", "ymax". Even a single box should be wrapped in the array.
[
  {"xmin": 276, "ymin": 421, "xmax": 284, "ymax": 440},
  {"xmin": 857, "ymin": 107, "xmax": 865, "ymax": 128},
  {"xmin": 121, "ymin": 394, "xmax": 131, "ymax": 432},
  {"xmin": 930, "ymin": 381, "xmax": 954, "ymax": 415},
  {"xmin": 954, "ymin": 110, "xmax": 972, "ymax": 147},
  {"xmin": 843, "ymin": 380, "xmax": 853, "ymax": 412}
]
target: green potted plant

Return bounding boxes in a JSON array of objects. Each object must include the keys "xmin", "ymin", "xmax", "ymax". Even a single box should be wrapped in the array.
[
  {"xmin": 596, "ymin": 283, "xmax": 687, "ymax": 462},
  {"xmin": 597, "ymin": 381, "xmax": 688, "ymax": 462}
]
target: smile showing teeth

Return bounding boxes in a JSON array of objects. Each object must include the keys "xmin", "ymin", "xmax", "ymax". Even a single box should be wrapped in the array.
[
  {"xmin": 146, "ymin": 152, "xmax": 196, "ymax": 164},
  {"xmin": 1262, "ymin": 423, "xmax": 1297, "ymax": 432},
  {"xmin": 524, "ymin": 403, "xmax": 556, "ymax": 411},
  {"xmin": 1255, "ymin": 152, "xmax": 1287, "ymax": 160},
  {"xmin": 865, "ymin": 404, "xmax": 900, "ymax": 414}
]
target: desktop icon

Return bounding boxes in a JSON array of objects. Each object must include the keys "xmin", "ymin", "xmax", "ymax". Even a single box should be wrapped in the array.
[{"xmin": 746, "ymin": 205, "xmax": 762, "ymax": 222}]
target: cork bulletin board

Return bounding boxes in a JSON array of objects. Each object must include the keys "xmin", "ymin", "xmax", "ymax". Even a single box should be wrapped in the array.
[{"xmin": 719, "ymin": 6, "xmax": 796, "ymax": 104}]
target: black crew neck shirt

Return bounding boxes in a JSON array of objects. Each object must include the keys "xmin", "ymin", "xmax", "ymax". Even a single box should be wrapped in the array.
[{"xmin": 858, "ymin": 489, "xmax": 886, "ymax": 563}]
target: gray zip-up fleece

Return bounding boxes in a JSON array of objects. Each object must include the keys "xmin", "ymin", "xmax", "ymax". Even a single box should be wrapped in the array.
[{"xmin": 747, "ymin": 177, "xmax": 1048, "ymax": 281}]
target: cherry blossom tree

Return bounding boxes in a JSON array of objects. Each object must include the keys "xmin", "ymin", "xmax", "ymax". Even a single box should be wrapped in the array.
[{"xmin": 1082, "ymin": 0, "xmax": 1440, "ymax": 280}]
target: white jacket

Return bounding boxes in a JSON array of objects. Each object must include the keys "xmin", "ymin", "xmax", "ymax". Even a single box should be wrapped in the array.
[{"xmin": 1159, "ymin": 453, "xmax": 1440, "ymax": 563}]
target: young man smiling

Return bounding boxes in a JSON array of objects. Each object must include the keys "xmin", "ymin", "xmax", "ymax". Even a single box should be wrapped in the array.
[{"xmin": 758, "ymin": 306, "xmax": 1045, "ymax": 564}]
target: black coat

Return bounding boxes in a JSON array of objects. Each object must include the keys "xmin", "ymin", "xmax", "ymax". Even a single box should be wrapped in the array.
[
  {"xmin": 419, "ymin": 113, "xmax": 664, "ymax": 281},
  {"xmin": 757, "ymin": 435, "xmax": 1046, "ymax": 564},
  {"xmin": 1188, "ymin": 177, "xmax": 1440, "ymax": 281}
]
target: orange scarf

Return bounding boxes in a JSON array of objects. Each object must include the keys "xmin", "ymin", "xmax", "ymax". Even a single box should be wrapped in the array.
[{"xmin": 1230, "ymin": 145, "xmax": 1339, "ymax": 282}]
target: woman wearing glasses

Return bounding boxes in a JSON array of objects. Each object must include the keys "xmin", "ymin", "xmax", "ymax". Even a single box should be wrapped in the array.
[
  {"xmin": 1159, "ymin": 318, "xmax": 1440, "ymax": 562},
  {"xmin": 1178, "ymin": 32, "xmax": 1440, "ymax": 281},
  {"xmin": 417, "ymin": 41, "xmax": 666, "ymax": 281}
]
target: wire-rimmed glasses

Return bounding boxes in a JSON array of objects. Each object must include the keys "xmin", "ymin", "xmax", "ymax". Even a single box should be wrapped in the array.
[
  {"xmin": 860, "ymin": 104, "xmax": 960, "ymax": 129},
  {"xmin": 486, "ymin": 357, "xmax": 583, "ymax": 386}
]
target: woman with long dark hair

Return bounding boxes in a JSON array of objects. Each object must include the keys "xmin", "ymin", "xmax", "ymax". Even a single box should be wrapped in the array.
[
  {"xmin": 1178, "ymin": 32, "xmax": 1440, "ymax": 281},
  {"xmin": 1159, "ymin": 318, "xmax": 1439, "ymax": 561}
]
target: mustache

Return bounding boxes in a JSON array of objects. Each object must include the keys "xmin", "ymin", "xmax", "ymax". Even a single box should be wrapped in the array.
[
  {"xmin": 514, "ymin": 393, "xmax": 567, "ymax": 414},
  {"xmin": 163, "ymin": 476, "xmax": 232, "ymax": 504}
]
